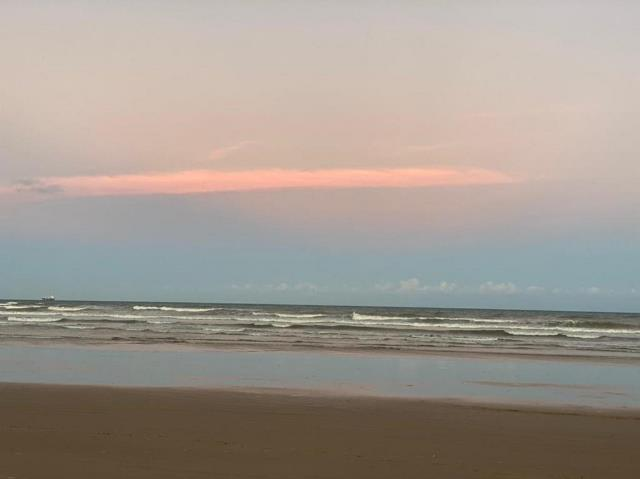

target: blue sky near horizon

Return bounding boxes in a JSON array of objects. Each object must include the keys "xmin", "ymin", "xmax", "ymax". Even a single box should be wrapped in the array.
[
  {"xmin": 1, "ymin": 1, "xmax": 639, "ymax": 312},
  {"xmin": 2, "ymin": 188, "xmax": 638, "ymax": 312}
]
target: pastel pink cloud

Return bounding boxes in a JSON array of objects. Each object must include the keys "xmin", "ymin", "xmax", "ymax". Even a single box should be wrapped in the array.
[{"xmin": 7, "ymin": 167, "xmax": 515, "ymax": 198}]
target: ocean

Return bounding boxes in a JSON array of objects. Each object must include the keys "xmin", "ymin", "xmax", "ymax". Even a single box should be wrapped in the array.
[{"xmin": 1, "ymin": 300, "xmax": 639, "ymax": 357}]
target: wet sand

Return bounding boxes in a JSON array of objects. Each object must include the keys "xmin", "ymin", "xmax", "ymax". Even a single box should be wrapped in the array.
[{"xmin": 1, "ymin": 383, "xmax": 639, "ymax": 479}]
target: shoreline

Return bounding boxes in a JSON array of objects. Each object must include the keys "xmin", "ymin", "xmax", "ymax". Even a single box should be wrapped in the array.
[
  {"xmin": 2, "ymin": 342, "xmax": 639, "ymax": 410},
  {"xmin": 3, "ymin": 337, "xmax": 640, "ymax": 365},
  {"xmin": 2, "ymin": 382, "xmax": 639, "ymax": 478}
]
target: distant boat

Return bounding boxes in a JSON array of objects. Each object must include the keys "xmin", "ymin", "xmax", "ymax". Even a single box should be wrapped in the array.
[{"xmin": 41, "ymin": 296, "xmax": 56, "ymax": 303}]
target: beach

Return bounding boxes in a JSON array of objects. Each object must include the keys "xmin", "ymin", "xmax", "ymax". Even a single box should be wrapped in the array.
[
  {"xmin": 2, "ymin": 303, "xmax": 639, "ymax": 477},
  {"xmin": 4, "ymin": 0, "xmax": 639, "ymax": 476},
  {"xmin": 2, "ymin": 383, "xmax": 639, "ymax": 479}
]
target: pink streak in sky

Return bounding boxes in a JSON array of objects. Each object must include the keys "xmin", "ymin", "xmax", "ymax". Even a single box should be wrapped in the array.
[{"xmin": 8, "ymin": 167, "xmax": 515, "ymax": 198}]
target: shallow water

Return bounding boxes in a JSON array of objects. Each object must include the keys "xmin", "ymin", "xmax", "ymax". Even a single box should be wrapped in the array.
[{"xmin": 1, "ymin": 344, "xmax": 639, "ymax": 410}]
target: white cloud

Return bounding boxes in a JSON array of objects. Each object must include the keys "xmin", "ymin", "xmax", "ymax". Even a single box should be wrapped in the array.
[
  {"xmin": 479, "ymin": 281, "xmax": 519, "ymax": 295},
  {"xmin": 273, "ymin": 282, "xmax": 289, "ymax": 291},
  {"xmin": 233, "ymin": 281, "xmax": 636, "ymax": 300},
  {"xmin": 428, "ymin": 281, "xmax": 458, "ymax": 293},
  {"xmin": 291, "ymin": 282, "xmax": 321, "ymax": 292},
  {"xmin": 230, "ymin": 281, "xmax": 321, "ymax": 293},
  {"xmin": 398, "ymin": 278, "xmax": 421, "ymax": 292},
  {"xmin": 526, "ymin": 286, "xmax": 545, "ymax": 294},
  {"xmin": 380, "ymin": 278, "xmax": 458, "ymax": 294}
]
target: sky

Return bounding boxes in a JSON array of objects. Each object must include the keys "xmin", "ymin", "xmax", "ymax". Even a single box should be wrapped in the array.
[{"xmin": 1, "ymin": 1, "xmax": 639, "ymax": 311}]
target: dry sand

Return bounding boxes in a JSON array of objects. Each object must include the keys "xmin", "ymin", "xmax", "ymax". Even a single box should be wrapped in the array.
[{"xmin": 1, "ymin": 383, "xmax": 639, "ymax": 478}]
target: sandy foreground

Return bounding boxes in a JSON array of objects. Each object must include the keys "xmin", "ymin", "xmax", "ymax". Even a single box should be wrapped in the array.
[{"xmin": 1, "ymin": 383, "xmax": 639, "ymax": 479}]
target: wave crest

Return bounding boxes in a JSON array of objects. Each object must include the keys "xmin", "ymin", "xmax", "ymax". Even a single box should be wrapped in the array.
[
  {"xmin": 8, "ymin": 316, "xmax": 64, "ymax": 323},
  {"xmin": 48, "ymin": 306, "xmax": 90, "ymax": 312},
  {"xmin": 133, "ymin": 305, "xmax": 220, "ymax": 313}
]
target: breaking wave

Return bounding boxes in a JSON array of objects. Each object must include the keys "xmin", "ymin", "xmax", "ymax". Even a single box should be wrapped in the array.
[
  {"xmin": 8, "ymin": 316, "xmax": 64, "ymax": 323},
  {"xmin": 48, "ymin": 306, "xmax": 90, "ymax": 312},
  {"xmin": 1, "ymin": 301, "xmax": 638, "ymax": 355},
  {"xmin": 133, "ymin": 305, "xmax": 221, "ymax": 313},
  {"xmin": 352, "ymin": 312, "xmax": 408, "ymax": 321},
  {"xmin": 1, "ymin": 304, "xmax": 44, "ymax": 310}
]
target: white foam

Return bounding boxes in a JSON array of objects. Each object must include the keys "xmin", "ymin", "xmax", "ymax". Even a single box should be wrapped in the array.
[
  {"xmin": 352, "ymin": 312, "xmax": 407, "ymax": 321},
  {"xmin": 98, "ymin": 314, "xmax": 147, "ymax": 320},
  {"xmin": 0, "ymin": 301, "xmax": 18, "ymax": 306},
  {"xmin": 435, "ymin": 317, "xmax": 515, "ymax": 324},
  {"xmin": 506, "ymin": 330, "xmax": 559, "ymax": 337},
  {"xmin": 203, "ymin": 327, "xmax": 246, "ymax": 334},
  {"xmin": 448, "ymin": 337, "xmax": 500, "ymax": 343},
  {"xmin": 274, "ymin": 313, "xmax": 326, "ymax": 319},
  {"xmin": 8, "ymin": 316, "xmax": 64, "ymax": 323},
  {"xmin": 29, "ymin": 312, "xmax": 145, "ymax": 321},
  {"xmin": 246, "ymin": 316, "xmax": 325, "ymax": 325},
  {"xmin": 133, "ymin": 305, "xmax": 220, "ymax": 312},
  {"xmin": 350, "ymin": 313, "xmax": 514, "ymax": 323},
  {"xmin": 504, "ymin": 325, "xmax": 640, "ymax": 336},
  {"xmin": 566, "ymin": 333, "xmax": 603, "ymax": 339},
  {"xmin": 48, "ymin": 306, "xmax": 90, "ymax": 312},
  {"xmin": 2, "ymin": 304, "xmax": 44, "ymax": 310},
  {"xmin": 505, "ymin": 328, "xmax": 630, "ymax": 338}
]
